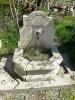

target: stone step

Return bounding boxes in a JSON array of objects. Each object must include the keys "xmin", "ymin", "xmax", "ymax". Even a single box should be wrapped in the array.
[
  {"xmin": 14, "ymin": 65, "xmax": 26, "ymax": 76},
  {"xmin": 27, "ymin": 70, "xmax": 50, "ymax": 75},
  {"xmin": 50, "ymin": 46, "xmax": 63, "ymax": 64},
  {"xmin": 13, "ymin": 57, "xmax": 29, "ymax": 76},
  {"xmin": 20, "ymin": 70, "xmax": 57, "ymax": 81},
  {"xmin": 15, "ymin": 74, "xmax": 75, "ymax": 91},
  {"xmin": 25, "ymin": 63, "xmax": 60, "ymax": 82},
  {"xmin": 0, "ymin": 57, "xmax": 7, "ymax": 69},
  {"xmin": 0, "ymin": 70, "xmax": 18, "ymax": 90},
  {"xmin": 14, "ymin": 66, "xmax": 52, "ymax": 76},
  {"xmin": 17, "ymin": 63, "xmax": 60, "ymax": 82},
  {"xmin": 0, "ymin": 74, "xmax": 75, "ymax": 91},
  {"xmin": 14, "ymin": 59, "xmax": 60, "ymax": 81},
  {"xmin": 26, "ymin": 60, "xmax": 55, "ymax": 71},
  {"xmin": 13, "ymin": 49, "xmax": 23, "ymax": 58},
  {"xmin": 14, "ymin": 70, "xmax": 53, "ymax": 82},
  {"xmin": 14, "ymin": 58, "xmax": 56, "ymax": 76}
]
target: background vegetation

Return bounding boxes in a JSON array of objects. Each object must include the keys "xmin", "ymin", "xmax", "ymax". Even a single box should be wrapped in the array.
[
  {"xmin": 0, "ymin": 2, "xmax": 75, "ymax": 67},
  {"xmin": 0, "ymin": 0, "xmax": 75, "ymax": 99},
  {"xmin": 55, "ymin": 16, "xmax": 75, "ymax": 68},
  {"xmin": 0, "ymin": 88, "xmax": 75, "ymax": 100},
  {"xmin": 0, "ymin": 3, "xmax": 19, "ymax": 56}
]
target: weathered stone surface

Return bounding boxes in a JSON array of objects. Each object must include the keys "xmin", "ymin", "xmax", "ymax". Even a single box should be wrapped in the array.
[
  {"xmin": 14, "ymin": 66, "xmax": 26, "ymax": 77},
  {"xmin": 19, "ymin": 11, "xmax": 55, "ymax": 49},
  {"xmin": 50, "ymin": 46, "xmax": 63, "ymax": 64},
  {"xmin": 57, "ymin": 67, "xmax": 65, "ymax": 76},
  {"xmin": 18, "ymin": 26, "xmax": 32, "ymax": 49},
  {"xmin": 23, "ymin": 15, "xmax": 28, "ymax": 27},
  {"xmin": 26, "ymin": 74, "xmax": 53, "ymax": 82},
  {"xmin": 50, "ymin": 68, "xmax": 60, "ymax": 77},
  {"xmin": 0, "ymin": 70, "xmax": 18, "ymax": 90},
  {"xmin": 26, "ymin": 61, "xmax": 55, "ymax": 71},
  {"xmin": 13, "ymin": 46, "xmax": 62, "ymax": 81},
  {"xmin": 0, "ymin": 57, "xmax": 7, "ymax": 69},
  {"xmin": 13, "ymin": 48, "xmax": 23, "ymax": 58},
  {"xmin": 15, "ymin": 75, "xmax": 75, "ymax": 91},
  {"xmin": 0, "ymin": 70, "xmax": 75, "ymax": 91},
  {"xmin": 0, "ymin": 62, "xmax": 6, "ymax": 67},
  {"xmin": 27, "ymin": 70, "xmax": 50, "ymax": 75},
  {"xmin": 0, "ymin": 57, "xmax": 74, "ymax": 91},
  {"xmin": 63, "ymin": 73, "xmax": 71, "ymax": 78},
  {"xmin": 13, "ymin": 11, "xmax": 63, "ymax": 83},
  {"xmin": 14, "ymin": 57, "xmax": 29, "ymax": 76},
  {"xmin": 0, "ymin": 96, "xmax": 4, "ymax": 100},
  {"xmin": 13, "ymin": 57, "xmax": 24, "ymax": 63},
  {"xmin": 51, "ymin": 46, "xmax": 61, "ymax": 56},
  {"xmin": 1, "ymin": 57, "xmax": 7, "ymax": 62}
]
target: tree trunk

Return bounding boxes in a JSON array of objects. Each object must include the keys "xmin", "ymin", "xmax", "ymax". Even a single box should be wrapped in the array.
[
  {"xmin": 12, "ymin": 0, "xmax": 19, "ymax": 32},
  {"xmin": 9, "ymin": 0, "xmax": 14, "ymax": 19},
  {"xmin": 47, "ymin": 0, "xmax": 50, "ymax": 11}
]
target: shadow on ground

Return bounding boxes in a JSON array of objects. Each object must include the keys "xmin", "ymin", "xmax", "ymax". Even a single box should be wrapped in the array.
[
  {"xmin": 58, "ymin": 40, "xmax": 75, "ymax": 71},
  {"xmin": 4, "ymin": 55, "xmax": 23, "ymax": 81}
]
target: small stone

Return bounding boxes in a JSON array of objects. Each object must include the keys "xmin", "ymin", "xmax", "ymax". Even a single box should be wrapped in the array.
[
  {"xmin": 0, "ymin": 62, "xmax": 5, "ymax": 67},
  {"xmin": 71, "ymin": 75, "xmax": 75, "ymax": 80},
  {"xmin": 63, "ymin": 74, "xmax": 71, "ymax": 78},
  {"xmin": 1, "ymin": 57, "xmax": 7, "ymax": 62},
  {"xmin": 0, "ymin": 96, "xmax": 4, "ymax": 100},
  {"xmin": 57, "ymin": 67, "xmax": 65, "ymax": 75},
  {"xmin": 14, "ymin": 49, "xmax": 23, "ymax": 57}
]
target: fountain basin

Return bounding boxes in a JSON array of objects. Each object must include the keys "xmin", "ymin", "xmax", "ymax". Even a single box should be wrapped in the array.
[{"xmin": 13, "ymin": 46, "xmax": 63, "ymax": 81}]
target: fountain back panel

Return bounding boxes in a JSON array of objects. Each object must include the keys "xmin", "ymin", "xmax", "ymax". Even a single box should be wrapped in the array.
[{"xmin": 18, "ymin": 11, "xmax": 55, "ymax": 49}]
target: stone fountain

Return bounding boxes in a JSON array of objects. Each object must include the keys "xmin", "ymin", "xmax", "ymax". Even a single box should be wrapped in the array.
[
  {"xmin": 0, "ymin": 11, "xmax": 75, "ymax": 92},
  {"xmin": 13, "ymin": 11, "xmax": 63, "ymax": 81}
]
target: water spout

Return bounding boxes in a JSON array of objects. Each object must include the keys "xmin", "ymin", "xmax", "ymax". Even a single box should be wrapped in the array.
[{"xmin": 35, "ymin": 29, "xmax": 42, "ymax": 56}]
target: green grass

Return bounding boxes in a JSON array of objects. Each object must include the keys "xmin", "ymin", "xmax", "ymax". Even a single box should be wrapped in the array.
[
  {"xmin": 0, "ymin": 0, "xmax": 9, "ymax": 3},
  {"xmin": 55, "ymin": 16, "xmax": 75, "ymax": 68},
  {"xmin": 1, "ymin": 88, "xmax": 75, "ymax": 100},
  {"xmin": 0, "ymin": 4, "xmax": 19, "ymax": 56},
  {"xmin": 0, "ymin": 21, "xmax": 19, "ymax": 56},
  {"xmin": 55, "ymin": 16, "xmax": 75, "ymax": 43},
  {"xmin": 0, "ymin": 22, "xmax": 19, "ymax": 55}
]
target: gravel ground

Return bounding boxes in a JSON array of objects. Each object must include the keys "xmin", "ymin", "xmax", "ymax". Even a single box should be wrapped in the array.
[{"xmin": 0, "ymin": 87, "xmax": 75, "ymax": 100}]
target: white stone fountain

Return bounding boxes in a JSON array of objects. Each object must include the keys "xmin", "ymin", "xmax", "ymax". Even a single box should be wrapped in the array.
[
  {"xmin": 0, "ymin": 11, "xmax": 75, "ymax": 92},
  {"xmin": 13, "ymin": 11, "xmax": 63, "ymax": 81}
]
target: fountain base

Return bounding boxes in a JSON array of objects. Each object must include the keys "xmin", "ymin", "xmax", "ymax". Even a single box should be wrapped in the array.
[{"xmin": 13, "ymin": 46, "xmax": 63, "ymax": 81}]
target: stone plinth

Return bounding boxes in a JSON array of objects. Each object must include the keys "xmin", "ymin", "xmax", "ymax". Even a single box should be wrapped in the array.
[{"xmin": 13, "ymin": 46, "xmax": 63, "ymax": 81}]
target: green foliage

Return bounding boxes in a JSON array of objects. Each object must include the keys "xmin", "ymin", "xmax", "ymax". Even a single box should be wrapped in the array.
[
  {"xmin": 0, "ymin": 0, "xmax": 9, "ymax": 3},
  {"xmin": 39, "ymin": 7, "xmax": 49, "ymax": 14},
  {"xmin": 61, "ymin": 89, "xmax": 75, "ymax": 100},
  {"xmin": 0, "ymin": 21, "xmax": 19, "ymax": 55},
  {"xmin": 55, "ymin": 16, "xmax": 75, "ymax": 44},
  {"xmin": 55, "ymin": 16, "xmax": 75, "ymax": 67},
  {"xmin": 0, "ymin": 3, "xmax": 19, "ymax": 56},
  {"xmin": 0, "ymin": 5, "xmax": 10, "ymax": 18}
]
